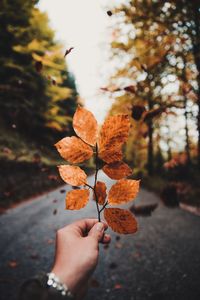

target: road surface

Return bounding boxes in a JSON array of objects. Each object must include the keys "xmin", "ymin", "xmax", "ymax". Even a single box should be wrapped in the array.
[{"xmin": 0, "ymin": 172, "xmax": 200, "ymax": 300}]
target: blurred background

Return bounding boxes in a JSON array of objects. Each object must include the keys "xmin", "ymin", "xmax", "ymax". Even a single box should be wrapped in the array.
[
  {"xmin": 1, "ymin": 1, "xmax": 200, "ymax": 300},
  {"xmin": 0, "ymin": 0, "xmax": 199, "ymax": 210}
]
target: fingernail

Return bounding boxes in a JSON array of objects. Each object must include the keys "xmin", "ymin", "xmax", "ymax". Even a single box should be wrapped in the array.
[{"xmin": 96, "ymin": 223, "xmax": 104, "ymax": 232}]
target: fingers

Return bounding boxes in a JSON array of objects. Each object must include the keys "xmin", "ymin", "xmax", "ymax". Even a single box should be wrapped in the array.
[
  {"xmin": 88, "ymin": 222, "xmax": 107, "ymax": 242},
  {"xmin": 67, "ymin": 219, "xmax": 108, "ymax": 236}
]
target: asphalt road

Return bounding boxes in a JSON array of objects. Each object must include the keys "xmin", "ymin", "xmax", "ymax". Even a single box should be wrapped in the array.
[{"xmin": 0, "ymin": 172, "xmax": 200, "ymax": 300}]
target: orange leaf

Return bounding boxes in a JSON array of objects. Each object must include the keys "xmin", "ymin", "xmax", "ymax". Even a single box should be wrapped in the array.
[
  {"xmin": 94, "ymin": 181, "xmax": 107, "ymax": 205},
  {"xmin": 103, "ymin": 161, "xmax": 132, "ymax": 180},
  {"xmin": 58, "ymin": 165, "xmax": 87, "ymax": 186},
  {"xmin": 98, "ymin": 146, "xmax": 123, "ymax": 164},
  {"xmin": 108, "ymin": 179, "xmax": 140, "ymax": 205},
  {"xmin": 104, "ymin": 208, "xmax": 138, "ymax": 234},
  {"xmin": 98, "ymin": 115, "xmax": 131, "ymax": 162},
  {"xmin": 55, "ymin": 136, "xmax": 93, "ymax": 163},
  {"xmin": 73, "ymin": 106, "xmax": 98, "ymax": 146},
  {"xmin": 66, "ymin": 189, "xmax": 89, "ymax": 210}
]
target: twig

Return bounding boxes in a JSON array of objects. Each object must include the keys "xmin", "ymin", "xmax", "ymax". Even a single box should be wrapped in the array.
[
  {"xmin": 99, "ymin": 201, "xmax": 108, "ymax": 213},
  {"xmin": 94, "ymin": 144, "xmax": 101, "ymax": 222}
]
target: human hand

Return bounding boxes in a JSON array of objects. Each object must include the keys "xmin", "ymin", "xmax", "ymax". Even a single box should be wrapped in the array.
[{"xmin": 51, "ymin": 219, "xmax": 111, "ymax": 298}]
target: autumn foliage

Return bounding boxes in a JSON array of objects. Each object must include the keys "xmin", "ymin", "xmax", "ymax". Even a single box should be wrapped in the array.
[{"xmin": 55, "ymin": 106, "xmax": 140, "ymax": 234}]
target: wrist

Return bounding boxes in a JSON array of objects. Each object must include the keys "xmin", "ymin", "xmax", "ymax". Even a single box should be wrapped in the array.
[
  {"xmin": 47, "ymin": 272, "xmax": 75, "ymax": 298},
  {"xmin": 51, "ymin": 267, "xmax": 79, "ymax": 295}
]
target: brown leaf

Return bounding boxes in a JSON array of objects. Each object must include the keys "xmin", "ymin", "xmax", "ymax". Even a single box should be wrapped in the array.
[
  {"xmin": 55, "ymin": 136, "xmax": 93, "ymax": 164},
  {"xmin": 94, "ymin": 181, "xmax": 107, "ymax": 205},
  {"xmin": 35, "ymin": 61, "xmax": 43, "ymax": 73},
  {"xmin": 124, "ymin": 85, "xmax": 136, "ymax": 93},
  {"xmin": 53, "ymin": 209, "xmax": 57, "ymax": 215},
  {"xmin": 103, "ymin": 161, "xmax": 132, "ymax": 180},
  {"xmin": 104, "ymin": 208, "xmax": 138, "ymax": 234},
  {"xmin": 107, "ymin": 11, "xmax": 113, "ymax": 16},
  {"xmin": 108, "ymin": 179, "xmax": 140, "ymax": 205},
  {"xmin": 90, "ymin": 278, "xmax": 101, "ymax": 288},
  {"xmin": 143, "ymin": 107, "xmax": 165, "ymax": 123},
  {"xmin": 66, "ymin": 189, "xmax": 89, "ymax": 210},
  {"xmin": 114, "ymin": 284, "xmax": 123, "ymax": 289},
  {"xmin": 98, "ymin": 146, "xmax": 123, "ymax": 164},
  {"xmin": 73, "ymin": 106, "xmax": 98, "ymax": 146},
  {"xmin": 98, "ymin": 115, "xmax": 131, "ymax": 162},
  {"xmin": 58, "ymin": 165, "xmax": 87, "ymax": 186},
  {"xmin": 132, "ymin": 105, "xmax": 146, "ymax": 121},
  {"xmin": 64, "ymin": 47, "xmax": 74, "ymax": 58},
  {"xmin": 8, "ymin": 260, "xmax": 19, "ymax": 268}
]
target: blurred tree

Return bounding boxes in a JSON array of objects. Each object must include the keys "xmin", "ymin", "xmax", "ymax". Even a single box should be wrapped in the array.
[
  {"xmin": 0, "ymin": 0, "xmax": 78, "ymax": 146},
  {"xmin": 107, "ymin": 0, "xmax": 199, "ymax": 175}
]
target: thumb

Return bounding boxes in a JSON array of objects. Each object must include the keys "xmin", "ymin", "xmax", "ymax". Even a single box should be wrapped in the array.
[{"xmin": 88, "ymin": 222, "xmax": 105, "ymax": 242}]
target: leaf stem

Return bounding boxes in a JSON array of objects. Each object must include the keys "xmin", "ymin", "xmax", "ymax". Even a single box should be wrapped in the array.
[
  {"xmin": 99, "ymin": 201, "xmax": 108, "ymax": 213},
  {"xmin": 94, "ymin": 143, "xmax": 101, "ymax": 222}
]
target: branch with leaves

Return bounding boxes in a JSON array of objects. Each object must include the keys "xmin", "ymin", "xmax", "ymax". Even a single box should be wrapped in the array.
[{"xmin": 55, "ymin": 106, "xmax": 140, "ymax": 235}]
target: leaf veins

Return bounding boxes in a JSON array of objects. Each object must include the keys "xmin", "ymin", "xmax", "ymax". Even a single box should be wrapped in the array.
[
  {"xmin": 55, "ymin": 136, "xmax": 93, "ymax": 164},
  {"xmin": 94, "ymin": 181, "xmax": 107, "ymax": 205},
  {"xmin": 104, "ymin": 208, "xmax": 138, "ymax": 234},
  {"xmin": 66, "ymin": 189, "xmax": 89, "ymax": 210},
  {"xmin": 103, "ymin": 161, "xmax": 132, "ymax": 180},
  {"xmin": 108, "ymin": 179, "xmax": 140, "ymax": 205},
  {"xmin": 73, "ymin": 106, "xmax": 98, "ymax": 146},
  {"xmin": 98, "ymin": 115, "xmax": 131, "ymax": 162},
  {"xmin": 58, "ymin": 165, "xmax": 87, "ymax": 186}
]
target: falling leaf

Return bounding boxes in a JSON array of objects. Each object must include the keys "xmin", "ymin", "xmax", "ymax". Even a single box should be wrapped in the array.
[
  {"xmin": 143, "ymin": 107, "xmax": 165, "ymax": 123},
  {"xmin": 35, "ymin": 61, "xmax": 43, "ymax": 73},
  {"xmin": 55, "ymin": 136, "xmax": 93, "ymax": 164},
  {"xmin": 90, "ymin": 278, "xmax": 100, "ymax": 288},
  {"xmin": 30, "ymin": 253, "xmax": 40, "ymax": 260},
  {"xmin": 8, "ymin": 261, "xmax": 19, "ymax": 268},
  {"xmin": 104, "ymin": 208, "xmax": 138, "ymax": 234},
  {"xmin": 124, "ymin": 85, "xmax": 136, "ymax": 94},
  {"xmin": 66, "ymin": 189, "xmax": 89, "ymax": 210},
  {"xmin": 58, "ymin": 165, "xmax": 87, "ymax": 186},
  {"xmin": 53, "ymin": 209, "xmax": 57, "ymax": 215},
  {"xmin": 114, "ymin": 284, "xmax": 123, "ymax": 289},
  {"xmin": 98, "ymin": 115, "xmax": 131, "ymax": 162},
  {"xmin": 73, "ymin": 106, "xmax": 98, "ymax": 146},
  {"xmin": 108, "ymin": 179, "xmax": 140, "ymax": 205},
  {"xmin": 103, "ymin": 161, "xmax": 132, "ymax": 180},
  {"xmin": 64, "ymin": 47, "xmax": 74, "ymax": 58},
  {"xmin": 129, "ymin": 203, "xmax": 158, "ymax": 217},
  {"xmin": 60, "ymin": 189, "xmax": 66, "ymax": 194},
  {"xmin": 116, "ymin": 235, "xmax": 120, "ymax": 241},
  {"xmin": 94, "ymin": 181, "xmax": 107, "ymax": 205},
  {"xmin": 109, "ymin": 262, "xmax": 118, "ymax": 269},
  {"xmin": 132, "ymin": 105, "xmax": 146, "ymax": 121},
  {"xmin": 107, "ymin": 10, "xmax": 113, "ymax": 16}
]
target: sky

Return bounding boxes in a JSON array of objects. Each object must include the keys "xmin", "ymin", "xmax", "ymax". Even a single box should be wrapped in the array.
[{"xmin": 39, "ymin": 0, "xmax": 116, "ymax": 123}]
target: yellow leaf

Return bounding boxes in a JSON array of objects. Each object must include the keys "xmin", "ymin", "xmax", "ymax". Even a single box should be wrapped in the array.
[{"xmin": 55, "ymin": 136, "xmax": 93, "ymax": 164}]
